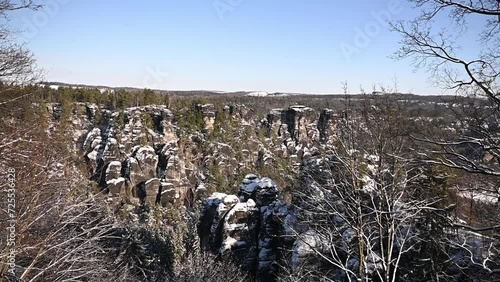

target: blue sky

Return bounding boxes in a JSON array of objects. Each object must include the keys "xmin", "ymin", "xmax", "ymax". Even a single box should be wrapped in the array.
[{"xmin": 8, "ymin": 0, "xmax": 483, "ymax": 94}]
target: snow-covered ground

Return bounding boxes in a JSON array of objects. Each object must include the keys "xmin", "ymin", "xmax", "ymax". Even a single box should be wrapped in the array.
[
  {"xmin": 456, "ymin": 189, "xmax": 498, "ymax": 204},
  {"xmin": 247, "ymin": 91, "xmax": 271, "ymax": 97},
  {"xmin": 246, "ymin": 91, "xmax": 294, "ymax": 97}
]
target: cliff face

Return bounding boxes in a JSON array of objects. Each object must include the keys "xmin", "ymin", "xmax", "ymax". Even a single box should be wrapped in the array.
[
  {"xmin": 56, "ymin": 102, "xmax": 342, "ymax": 210},
  {"xmin": 79, "ymin": 105, "xmax": 195, "ymax": 208}
]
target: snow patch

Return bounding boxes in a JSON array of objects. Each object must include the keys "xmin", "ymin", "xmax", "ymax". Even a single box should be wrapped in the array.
[
  {"xmin": 107, "ymin": 177, "xmax": 125, "ymax": 186},
  {"xmin": 247, "ymin": 91, "xmax": 269, "ymax": 97}
]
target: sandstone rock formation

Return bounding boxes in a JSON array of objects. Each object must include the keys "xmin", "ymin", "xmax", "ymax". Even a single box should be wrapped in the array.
[
  {"xmin": 80, "ymin": 105, "xmax": 196, "ymax": 207},
  {"xmin": 72, "ymin": 102, "xmax": 343, "ymax": 209},
  {"xmin": 199, "ymin": 174, "xmax": 295, "ymax": 281}
]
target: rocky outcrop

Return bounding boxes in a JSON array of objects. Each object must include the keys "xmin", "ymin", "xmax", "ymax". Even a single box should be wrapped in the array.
[
  {"xmin": 224, "ymin": 104, "xmax": 254, "ymax": 123},
  {"xmin": 260, "ymin": 105, "xmax": 325, "ymax": 164},
  {"xmin": 199, "ymin": 175, "xmax": 295, "ymax": 281},
  {"xmin": 81, "ymin": 105, "xmax": 195, "ymax": 208},
  {"xmin": 74, "ymin": 103, "xmax": 342, "ymax": 211},
  {"xmin": 264, "ymin": 105, "xmax": 319, "ymax": 143},
  {"xmin": 197, "ymin": 104, "xmax": 216, "ymax": 132},
  {"xmin": 318, "ymin": 109, "xmax": 339, "ymax": 144}
]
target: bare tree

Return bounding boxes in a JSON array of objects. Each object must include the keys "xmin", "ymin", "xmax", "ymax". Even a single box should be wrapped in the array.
[
  {"xmin": 0, "ymin": 97, "xmax": 118, "ymax": 281},
  {"xmin": 167, "ymin": 253, "xmax": 248, "ymax": 282},
  {"xmin": 392, "ymin": 0, "xmax": 499, "ymax": 98},
  {"xmin": 280, "ymin": 93, "xmax": 500, "ymax": 281},
  {"xmin": 389, "ymin": 13, "xmax": 500, "ymax": 275},
  {"xmin": 0, "ymin": 0, "xmax": 40, "ymax": 86},
  {"xmin": 0, "ymin": 106, "xmax": 176, "ymax": 281},
  {"xmin": 391, "ymin": 0, "xmax": 500, "ymax": 177},
  {"xmin": 286, "ymin": 114, "xmax": 440, "ymax": 281},
  {"xmin": 391, "ymin": 0, "xmax": 500, "ymax": 268}
]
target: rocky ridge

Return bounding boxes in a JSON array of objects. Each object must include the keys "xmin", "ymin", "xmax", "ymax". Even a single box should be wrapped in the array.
[{"xmin": 50, "ymin": 102, "xmax": 342, "ymax": 210}]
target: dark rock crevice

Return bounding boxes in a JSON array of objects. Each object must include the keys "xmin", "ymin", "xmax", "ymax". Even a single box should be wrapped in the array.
[
  {"xmin": 318, "ymin": 109, "xmax": 331, "ymax": 143},
  {"xmin": 281, "ymin": 108, "xmax": 297, "ymax": 141}
]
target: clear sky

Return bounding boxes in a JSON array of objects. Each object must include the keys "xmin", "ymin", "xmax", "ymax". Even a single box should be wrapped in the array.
[{"xmin": 8, "ymin": 0, "xmax": 483, "ymax": 94}]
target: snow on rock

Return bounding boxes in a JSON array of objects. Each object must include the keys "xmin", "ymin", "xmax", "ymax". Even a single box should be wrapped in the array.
[
  {"xmin": 87, "ymin": 150, "xmax": 98, "ymax": 161},
  {"xmin": 207, "ymin": 192, "xmax": 228, "ymax": 205},
  {"xmin": 238, "ymin": 175, "xmax": 278, "ymax": 205},
  {"xmin": 135, "ymin": 145, "xmax": 156, "ymax": 161},
  {"xmin": 223, "ymin": 194, "xmax": 240, "ymax": 207},
  {"xmin": 105, "ymin": 161, "xmax": 122, "ymax": 180},
  {"xmin": 221, "ymin": 236, "xmax": 239, "ymax": 252},
  {"xmin": 107, "ymin": 177, "xmax": 125, "ymax": 196},
  {"xmin": 291, "ymin": 230, "xmax": 329, "ymax": 271},
  {"xmin": 83, "ymin": 128, "xmax": 101, "ymax": 150},
  {"xmin": 225, "ymin": 200, "xmax": 257, "ymax": 226},
  {"xmin": 200, "ymin": 175, "xmax": 294, "ymax": 280},
  {"xmin": 239, "ymin": 174, "xmax": 260, "ymax": 200}
]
